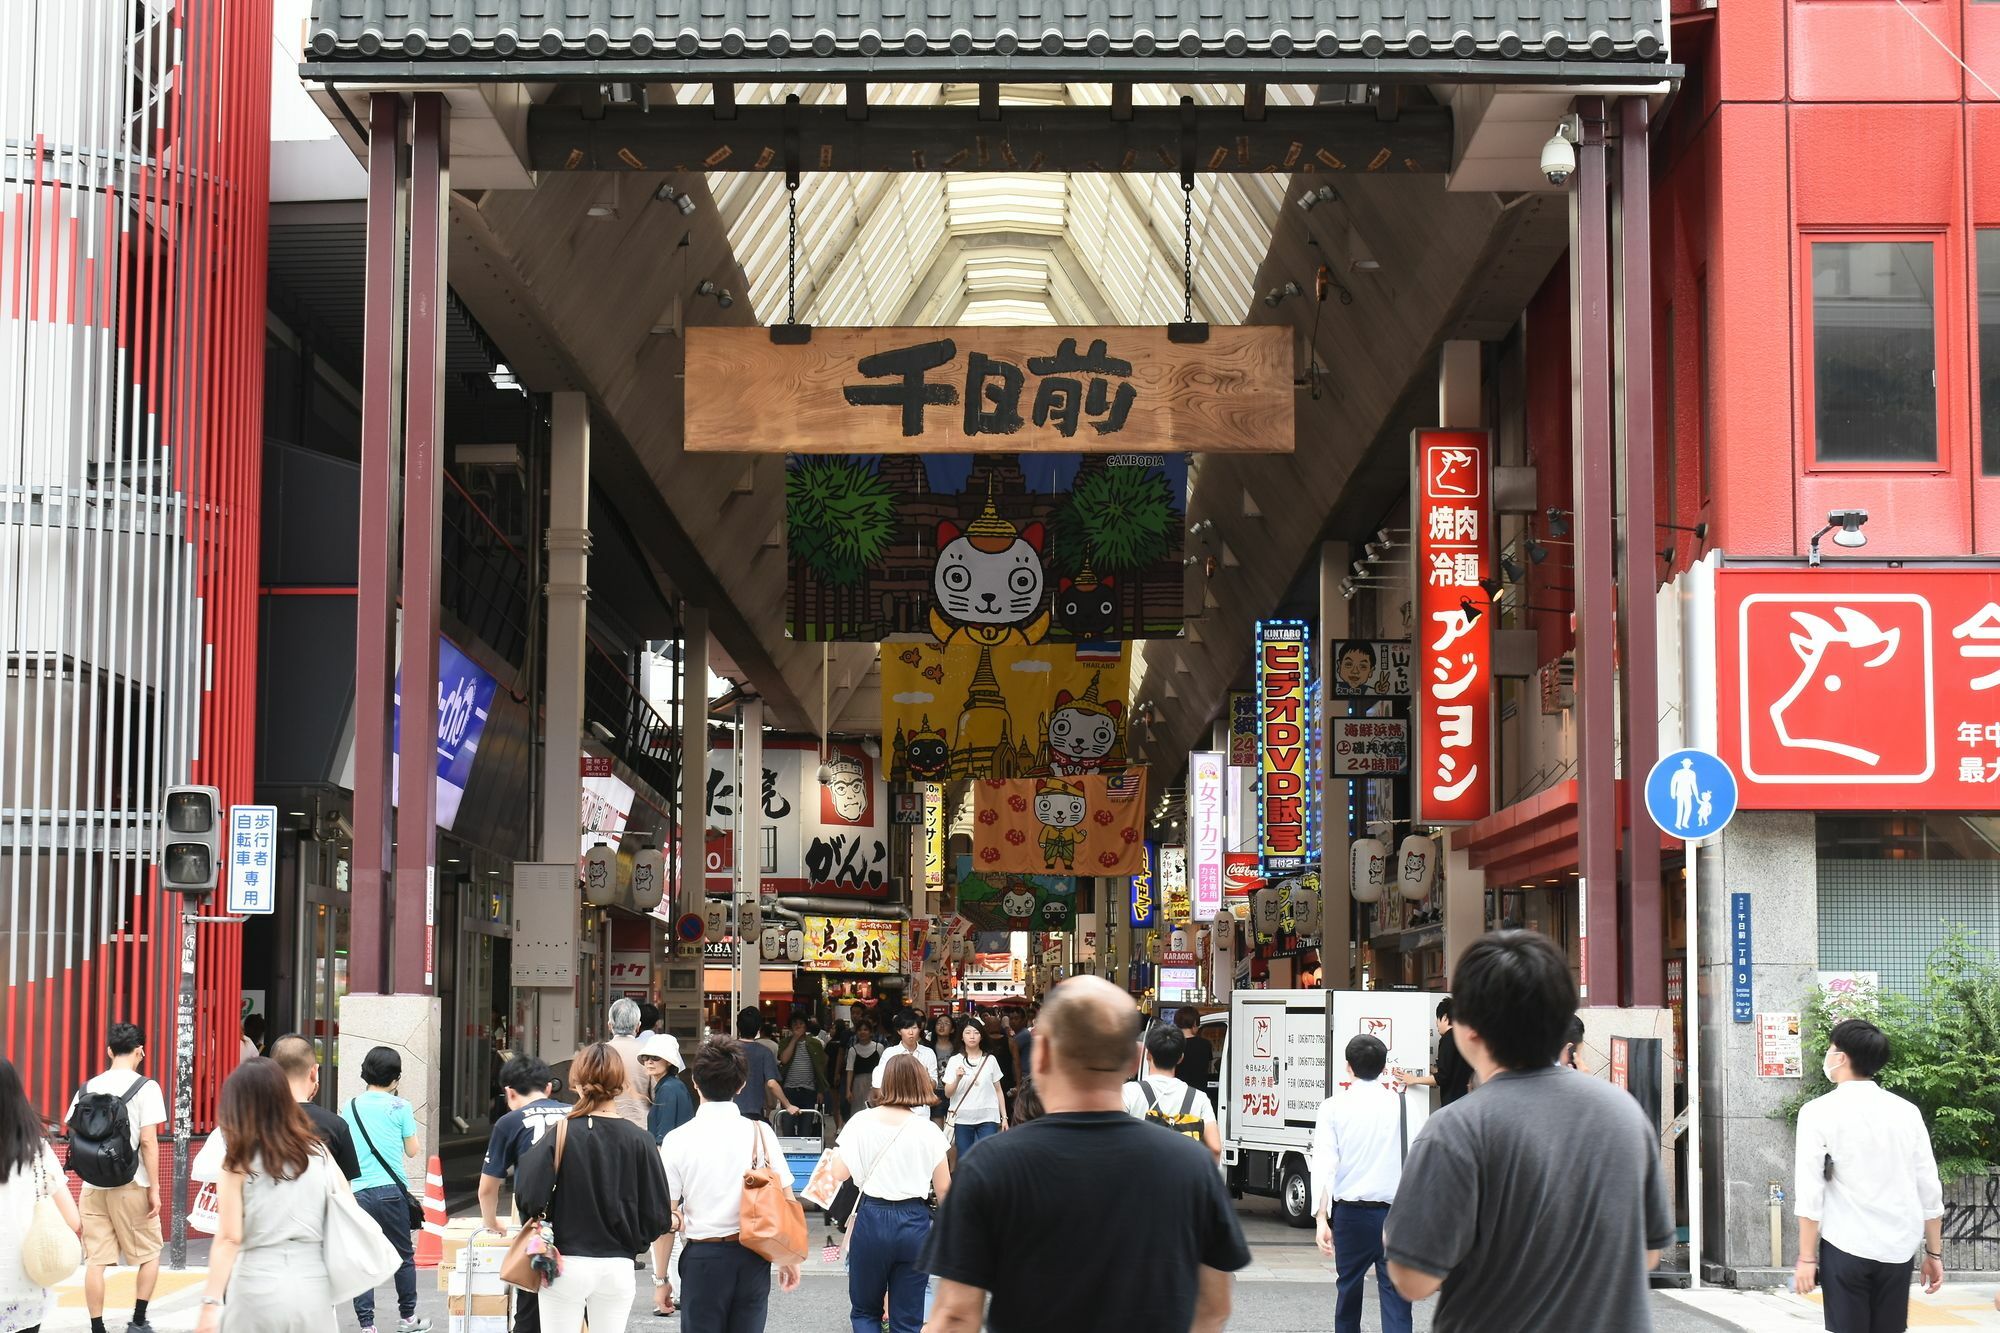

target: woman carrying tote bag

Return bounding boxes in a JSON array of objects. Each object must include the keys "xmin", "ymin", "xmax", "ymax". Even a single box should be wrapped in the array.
[
  {"xmin": 824, "ymin": 1058, "xmax": 950, "ymax": 1333},
  {"xmin": 196, "ymin": 1059, "xmax": 370, "ymax": 1333},
  {"xmin": 0, "ymin": 1056, "xmax": 82, "ymax": 1333}
]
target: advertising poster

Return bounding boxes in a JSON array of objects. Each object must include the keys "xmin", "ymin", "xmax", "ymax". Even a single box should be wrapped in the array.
[
  {"xmin": 953, "ymin": 856, "xmax": 1077, "ymax": 931},
  {"xmin": 1328, "ymin": 640, "xmax": 1413, "ymax": 698},
  {"xmin": 1255, "ymin": 620, "xmax": 1313, "ymax": 874},
  {"xmin": 1227, "ymin": 690, "xmax": 1259, "ymax": 766},
  {"xmin": 705, "ymin": 740, "xmax": 892, "ymax": 899},
  {"xmin": 923, "ymin": 783, "xmax": 945, "ymax": 890},
  {"xmin": 801, "ymin": 916, "xmax": 904, "ymax": 973},
  {"xmin": 386, "ymin": 635, "xmax": 500, "ymax": 833},
  {"xmin": 883, "ymin": 638, "xmax": 1131, "ymax": 783},
  {"xmin": 1160, "ymin": 846, "xmax": 1189, "ymax": 924},
  {"xmin": 1190, "ymin": 752, "xmax": 1225, "ymax": 920},
  {"xmin": 1757, "ymin": 1011, "xmax": 1803, "ymax": 1079},
  {"xmin": 1412, "ymin": 429, "xmax": 1493, "ymax": 822},
  {"xmin": 1331, "ymin": 717, "xmax": 1410, "ymax": 777},
  {"xmin": 1129, "ymin": 841, "xmax": 1158, "ymax": 930},
  {"xmin": 785, "ymin": 452, "xmax": 1187, "ymax": 642},
  {"xmin": 969, "ymin": 769, "xmax": 1148, "ymax": 874}
]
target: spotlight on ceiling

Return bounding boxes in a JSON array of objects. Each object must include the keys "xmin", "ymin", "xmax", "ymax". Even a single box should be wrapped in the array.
[
  {"xmin": 1808, "ymin": 508, "xmax": 1869, "ymax": 567},
  {"xmin": 1459, "ymin": 596, "xmax": 1484, "ymax": 623},
  {"xmin": 653, "ymin": 181, "xmax": 700, "ymax": 215},
  {"xmin": 1500, "ymin": 555, "xmax": 1526, "ymax": 583},
  {"xmin": 695, "ymin": 280, "xmax": 734, "ymax": 309},
  {"xmin": 1545, "ymin": 507, "xmax": 1572, "ymax": 538},
  {"xmin": 1296, "ymin": 184, "xmax": 1336, "ymax": 212}
]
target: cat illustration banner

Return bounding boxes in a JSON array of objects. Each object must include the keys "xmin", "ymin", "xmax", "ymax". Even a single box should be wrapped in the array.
[
  {"xmin": 885, "ymin": 639, "xmax": 1131, "ymax": 783},
  {"xmin": 953, "ymin": 856, "xmax": 1077, "ymax": 932},
  {"xmin": 970, "ymin": 769, "xmax": 1149, "ymax": 875},
  {"xmin": 787, "ymin": 453, "xmax": 1186, "ymax": 643},
  {"xmin": 685, "ymin": 325, "xmax": 1293, "ymax": 454}
]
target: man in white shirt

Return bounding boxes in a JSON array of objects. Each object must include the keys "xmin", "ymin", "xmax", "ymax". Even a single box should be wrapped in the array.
[
  {"xmin": 1120, "ymin": 1024, "xmax": 1222, "ymax": 1160},
  {"xmin": 1309, "ymin": 1035, "xmax": 1412, "ymax": 1333},
  {"xmin": 1794, "ymin": 1019, "xmax": 1945, "ymax": 1332},
  {"xmin": 659, "ymin": 1038, "xmax": 802, "ymax": 1332},
  {"xmin": 70, "ymin": 1021, "xmax": 168, "ymax": 1333},
  {"xmin": 872, "ymin": 1011, "xmax": 939, "ymax": 1104}
]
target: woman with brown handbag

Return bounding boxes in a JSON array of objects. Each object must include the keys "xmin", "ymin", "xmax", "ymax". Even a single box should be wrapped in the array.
[{"xmin": 510, "ymin": 1045, "xmax": 673, "ymax": 1333}]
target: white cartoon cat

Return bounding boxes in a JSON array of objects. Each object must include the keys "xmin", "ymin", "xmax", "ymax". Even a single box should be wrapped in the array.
[{"xmin": 928, "ymin": 486, "xmax": 1050, "ymax": 647}]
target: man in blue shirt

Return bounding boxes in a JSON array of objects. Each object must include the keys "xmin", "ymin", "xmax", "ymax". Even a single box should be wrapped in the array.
[
  {"xmin": 477, "ymin": 1056, "xmax": 566, "ymax": 1333},
  {"xmin": 732, "ymin": 1007, "xmax": 798, "ymax": 1121}
]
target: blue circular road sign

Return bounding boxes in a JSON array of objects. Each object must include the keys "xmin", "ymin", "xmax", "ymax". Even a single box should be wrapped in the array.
[
  {"xmin": 676, "ymin": 912, "xmax": 707, "ymax": 944},
  {"xmin": 1644, "ymin": 748, "xmax": 1739, "ymax": 840}
]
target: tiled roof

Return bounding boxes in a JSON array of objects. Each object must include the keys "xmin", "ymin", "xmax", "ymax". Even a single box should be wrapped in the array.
[{"xmin": 305, "ymin": 0, "xmax": 1667, "ymax": 66}]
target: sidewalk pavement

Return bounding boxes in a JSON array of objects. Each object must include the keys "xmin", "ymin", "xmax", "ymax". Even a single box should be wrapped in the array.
[{"xmin": 1665, "ymin": 1284, "xmax": 2000, "ymax": 1329}]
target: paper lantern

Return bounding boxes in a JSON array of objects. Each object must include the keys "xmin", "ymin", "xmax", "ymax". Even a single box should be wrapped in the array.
[
  {"xmin": 581, "ymin": 843, "xmax": 618, "ymax": 907},
  {"xmin": 739, "ymin": 893, "xmax": 762, "ymax": 940},
  {"xmin": 760, "ymin": 924, "xmax": 783, "ymax": 960},
  {"xmin": 1350, "ymin": 838, "xmax": 1390, "ymax": 904},
  {"xmin": 1251, "ymin": 885, "xmax": 1281, "ymax": 934},
  {"xmin": 1293, "ymin": 887, "xmax": 1322, "ymax": 936},
  {"xmin": 786, "ymin": 928, "xmax": 805, "ymax": 961},
  {"xmin": 1397, "ymin": 835, "xmax": 1439, "ymax": 901},
  {"xmin": 628, "ymin": 846, "xmax": 665, "ymax": 912},
  {"xmin": 703, "ymin": 900, "xmax": 729, "ymax": 943},
  {"xmin": 1210, "ymin": 915, "xmax": 1235, "ymax": 1001}
]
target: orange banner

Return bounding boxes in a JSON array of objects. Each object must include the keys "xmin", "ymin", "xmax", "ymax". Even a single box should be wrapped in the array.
[{"xmin": 970, "ymin": 769, "xmax": 1149, "ymax": 875}]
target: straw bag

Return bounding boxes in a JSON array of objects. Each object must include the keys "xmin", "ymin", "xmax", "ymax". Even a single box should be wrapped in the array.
[
  {"xmin": 21, "ymin": 1154, "xmax": 81, "ymax": 1288},
  {"xmin": 738, "ymin": 1129, "xmax": 807, "ymax": 1267}
]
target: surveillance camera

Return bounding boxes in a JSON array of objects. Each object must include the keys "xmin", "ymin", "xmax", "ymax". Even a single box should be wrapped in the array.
[{"xmin": 1540, "ymin": 124, "xmax": 1576, "ymax": 187}]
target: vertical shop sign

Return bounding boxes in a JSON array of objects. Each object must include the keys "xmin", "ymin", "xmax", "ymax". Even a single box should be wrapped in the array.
[
  {"xmin": 1129, "ymin": 841, "xmax": 1158, "ymax": 930},
  {"xmin": 1411, "ymin": 429, "xmax": 1493, "ymax": 823},
  {"xmin": 1256, "ymin": 620, "xmax": 1313, "ymax": 873},
  {"xmin": 1190, "ymin": 752, "xmax": 1225, "ymax": 921},
  {"xmin": 1731, "ymin": 892, "xmax": 1754, "ymax": 1023},
  {"xmin": 923, "ymin": 782, "xmax": 944, "ymax": 891},
  {"xmin": 1227, "ymin": 691, "xmax": 1260, "ymax": 766},
  {"xmin": 1159, "ymin": 845, "xmax": 1189, "ymax": 923}
]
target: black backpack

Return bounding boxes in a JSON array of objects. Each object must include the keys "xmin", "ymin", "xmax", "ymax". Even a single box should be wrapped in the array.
[{"xmin": 66, "ymin": 1078, "xmax": 150, "ymax": 1188}]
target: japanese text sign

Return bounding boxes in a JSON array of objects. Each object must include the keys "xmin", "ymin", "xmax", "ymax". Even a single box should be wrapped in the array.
[
  {"xmin": 923, "ymin": 783, "xmax": 945, "ymax": 891},
  {"xmin": 1412, "ymin": 429, "xmax": 1493, "ymax": 823},
  {"xmin": 1716, "ymin": 568, "xmax": 2000, "ymax": 809},
  {"xmin": 1228, "ymin": 691, "xmax": 1259, "ymax": 766},
  {"xmin": 227, "ymin": 805, "xmax": 278, "ymax": 916},
  {"xmin": 1329, "ymin": 640, "xmax": 1413, "ymax": 698},
  {"xmin": 800, "ymin": 916, "xmax": 904, "ymax": 974},
  {"xmin": 1730, "ymin": 892, "xmax": 1753, "ymax": 1023},
  {"xmin": 1130, "ymin": 842, "xmax": 1158, "ymax": 930},
  {"xmin": 685, "ymin": 325, "xmax": 1292, "ymax": 454},
  {"xmin": 1191, "ymin": 751, "xmax": 1226, "ymax": 921},
  {"xmin": 1331, "ymin": 717, "xmax": 1410, "ymax": 777},
  {"xmin": 1256, "ymin": 621, "xmax": 1314, "ymax": 874},
  {"xmin": 1160, "ymin": 845, "xmax": 1190, "ymax": 924}
]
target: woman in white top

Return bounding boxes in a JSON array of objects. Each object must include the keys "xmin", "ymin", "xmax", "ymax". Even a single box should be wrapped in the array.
[
  {"xmin": 940, "ymin": 1016, "xmax": 1008, "ymax": 1160},
  {"xmin": 827, "ymin": 1058, "xmax": 950, "ymax": 1333},
  {"xmin": 0, "ymin": 1057, "xmax": 81, "ymax": 1333}
]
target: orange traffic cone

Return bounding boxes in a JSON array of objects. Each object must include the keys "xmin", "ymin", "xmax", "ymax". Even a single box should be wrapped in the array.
[{"xmin": 415, "ymin": 1155, "xmax": 447, "ymax": 1268}]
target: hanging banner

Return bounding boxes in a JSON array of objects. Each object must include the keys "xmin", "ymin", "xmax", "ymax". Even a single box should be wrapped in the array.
[
  {"xmin": 970, "ymin": 769, "xmax": 1149, "ymax": 874},
  {"xmin": 1256, "ymin": 621, "xmax": 1314, "ymax": 875},
  {"xmin": 801, "ymin": 916, "xmax": 904, "ymax": 973},
  {"xmin": 1190, "ymin": 751, "xmax": 1226, "ymax": 921},
  {"xmin": 704, "ymin": 741, "xmax": 892, "ymax": 899},
  {"xmin": 687, "ymin": 325, "xmax": 1293, "ymax": 455},
  {"xmin": 1412, "ymin": 428, "xmax": 1494, "ymax": 823},
  {"xmin": 1160, "ymin": 846, "xmax": 1189, "ymax": 924},
  {"xmin": 787, "ymin": 454, "xmax": 1187, "ymax": 643},
  {"xmin": 1329, "ymin": 640, "xmax": 1414, "ymax": 698},
  {"xmin": 954, "ymin": 856, "xmax": 1078, "ymax": 931},
  {"xmin": 1129, "ymin": 841, "xmax": 1158, "ymax": 930},
  {"xmin": 1227, "ymin": 691, "xmax": 1260, "ymax": 767},
  {"xmin": 923, "ymin": 783, "xmax": 945, "ymax": 891},
  {"xmin": 884, "ymin": 639, "xmax": 1132, "ymax": 783}
]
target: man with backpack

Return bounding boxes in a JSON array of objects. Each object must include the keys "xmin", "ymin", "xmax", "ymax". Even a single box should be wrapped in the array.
[
  {"xmin": 1120, "ymin": 1023, "xmax": 1222, "ymax": 1161},
  {"xmin": 66, "ymin": 1021, "xmax": 168, "ymax": 1333}
]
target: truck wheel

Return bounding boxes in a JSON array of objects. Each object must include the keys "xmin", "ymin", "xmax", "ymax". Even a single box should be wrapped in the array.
[{"xmin": 1278, "ymin": 1158, "xmax": 1313, "ymax": 1228}]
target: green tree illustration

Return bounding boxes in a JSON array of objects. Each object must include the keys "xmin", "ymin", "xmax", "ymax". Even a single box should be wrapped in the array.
[
  {"xmin": 786, "ymin": 457, "xmax": 900, "ymax": 584},
  {"xmin": 1052, "ymin": 464, "xmax": 1177, "ymax": 574}
]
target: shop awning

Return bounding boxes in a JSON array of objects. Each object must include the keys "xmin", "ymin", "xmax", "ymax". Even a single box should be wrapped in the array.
[{"xmin": 1459, "ymin": 779, "xmax": 1679, "ymax": 887}]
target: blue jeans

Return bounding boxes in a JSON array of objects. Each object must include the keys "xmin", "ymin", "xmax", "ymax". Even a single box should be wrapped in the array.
[
  {"xmin": 846, "ymin": 1198, "xmax": 931, "ymax": 1333},
  {"xmin": 952, "ymin": 1120, "xmax": 1000, "ymax": 1159},
  {"xmin": 678, "ymin": 1240, "xmax": 770, "ymax": 1333},
  {"xmin": 1332, "ymin": 1203, "xmax": 1411, "ymax": 1333},
  {"xmin": 351, "ymin": 1185, "xmax": 417, "ymax": 1327}
]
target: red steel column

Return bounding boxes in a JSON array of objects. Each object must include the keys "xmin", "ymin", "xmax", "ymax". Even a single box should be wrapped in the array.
[
  {"xmin": 1569, "ymin": 96, "xmax": 1620, "ymax": 1004},
  {"xmin": 394, "ymin": 93, "xmax": 451, "ymax": 995},
  {"xmin": 1615, "ymin": 97, "xmax": 1665, "ymax": 1008},
  {"xmin": 352, "ymin": 94, "xmax": 408, "ymax": 996}
]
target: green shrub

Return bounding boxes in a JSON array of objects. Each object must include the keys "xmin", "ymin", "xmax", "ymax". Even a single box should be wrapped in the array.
[{"xmin": 1781, "ymin": 927, "xmax": 2000, "ymax": 1185}]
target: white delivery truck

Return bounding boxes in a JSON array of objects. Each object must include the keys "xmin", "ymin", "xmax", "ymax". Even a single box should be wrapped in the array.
[{"xmin": 1219, "ymin": 988, "xmax": 1442, "ymax": 1226}]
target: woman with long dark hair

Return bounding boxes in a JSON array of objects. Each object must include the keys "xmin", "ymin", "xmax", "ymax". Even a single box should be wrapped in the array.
[
  {"xmin": 194, "ymin": 1059, "xmax": 338, "ymax": 1333},
  {"xmin": 0, "ymin": 1057, "xmax": 80, "ymax": 1333},
  {"xmin": 940, "ymin": 1016, "xmax": 1007, "ymax": 1160},
  {"xmin": 512, "ymin": 1044, "xmax": 673, "ymax": 1333}
]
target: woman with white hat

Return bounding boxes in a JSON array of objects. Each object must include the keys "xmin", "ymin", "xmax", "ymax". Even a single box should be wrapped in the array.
[{"xmin": 637, "ymin": 1034, "xmax": 692, "ymax": 1319}]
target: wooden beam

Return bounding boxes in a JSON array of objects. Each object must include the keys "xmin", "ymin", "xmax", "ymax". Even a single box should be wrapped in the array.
[
  {"xmin": 684, "ymin": 325, "xmax": 1294, "ymax": 454},
  {"xmin": 527, "ymin": 103, "xmax": 1453, "ymax": 173}
]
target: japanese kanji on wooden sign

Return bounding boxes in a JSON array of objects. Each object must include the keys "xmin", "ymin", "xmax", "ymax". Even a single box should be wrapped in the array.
[{"xmin": 684, "ymin": 326, "xmax": 1294, "ymax": 453}]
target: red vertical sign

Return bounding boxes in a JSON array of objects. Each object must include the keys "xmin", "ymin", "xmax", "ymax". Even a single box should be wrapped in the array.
[{"xmin": 1412, "ymin": 429, "xmax": 1493, "ymax": 823}]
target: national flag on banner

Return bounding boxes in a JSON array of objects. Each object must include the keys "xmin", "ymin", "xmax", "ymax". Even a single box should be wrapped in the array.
[
  {"xmin": 1074, "ymin": 640, "xmax": 1123, "ymax": 664},
  {"xmin": 1104, "ymin": 771, "xmax": 1145, "ymax": 802}
]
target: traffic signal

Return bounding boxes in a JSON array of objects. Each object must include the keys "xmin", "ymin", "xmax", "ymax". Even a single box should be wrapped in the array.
[{"xmin": 159, "ymin": 785, "xmax": 222, "ymax": 894}]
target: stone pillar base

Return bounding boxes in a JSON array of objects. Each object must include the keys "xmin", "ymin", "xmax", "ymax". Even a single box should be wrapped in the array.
[{"xmin": 337, "ymin": 993, "xmax": 443, "ymax": 1151}]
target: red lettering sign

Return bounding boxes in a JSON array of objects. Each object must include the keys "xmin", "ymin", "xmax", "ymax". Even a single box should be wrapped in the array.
[
  {"xmin": 1256, "ymin": 620, "xmax": 1314, "ymax": 873},
  {"xmin": 1717, "ymin": 567, "xmax": 2000, "ymax": 809},
  {"xmin": 1412, "ymin": 429, "xmax": 1493, "ymax": 823}
]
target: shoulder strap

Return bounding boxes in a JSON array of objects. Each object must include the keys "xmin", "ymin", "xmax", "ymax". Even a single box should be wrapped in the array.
[
  {"xmin": 1139, "ymin": 1081, "xmax": 1159, "ymax": 1110},
  {"xmin": 947, "ymin": 1056, "xmax": 989, "ymax": 1116},
  {"xmin": 1180, "ymin": 1086, "xmax": 1199, "ymax": 1119},
  {"xmin": 855, "ymin": 1112, "xmax": 923, "ymax": 1198},
  {"xmin": 351, "ymin": 1102, "xmax": 403, "ymax": 1183},
  {"xmin": 115, "ymin": 1077, "xmax": 150, "ymax": 1108}
]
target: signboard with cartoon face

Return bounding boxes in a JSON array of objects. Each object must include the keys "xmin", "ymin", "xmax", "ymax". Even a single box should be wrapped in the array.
[{"xmin": 1328, "ymin": 640, "xmax": 1413, "ymax": 698}]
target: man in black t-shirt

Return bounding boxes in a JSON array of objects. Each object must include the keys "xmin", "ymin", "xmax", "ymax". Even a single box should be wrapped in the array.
[
  {"xmin": 478, "ymin": 1057, "xmax": 568, "ymax": 1333},
  {"xmin": 1174, "ymin": 1006, "xmax": 1215, "ymax": 1088},
  {"xmin": 922, "ymin": 977, "xmax": 1250, "ymax": 1333},
  {"xmin": 1411, "ymin": 998, "xmax": 1474, "ymax": 1106},
  {"xmin": 270, "ymin": 1035, "xmax": 361, "ymax": 1180}
]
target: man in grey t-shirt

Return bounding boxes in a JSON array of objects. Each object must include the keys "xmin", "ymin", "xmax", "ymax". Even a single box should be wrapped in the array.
[{"xmin": 1384, "ymin": 931, "xmax": 1674, "ymax": 1332}]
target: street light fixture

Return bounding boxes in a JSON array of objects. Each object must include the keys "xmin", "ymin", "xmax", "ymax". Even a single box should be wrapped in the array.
[{"xmin": 1808, "ymin": 509, "xmax": 1869, "ymax": 567}]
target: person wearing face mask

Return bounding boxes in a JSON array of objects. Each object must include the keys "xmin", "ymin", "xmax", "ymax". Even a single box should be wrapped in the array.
[{"xmin": 1792, "ymin": 1020, "xmax": 1945, "ymax": 1332}]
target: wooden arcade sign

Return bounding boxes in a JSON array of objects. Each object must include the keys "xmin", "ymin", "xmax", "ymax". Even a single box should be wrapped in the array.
[{"xmin": 684, "ymin": 325, "xmax": 1293, "ymax": 454}]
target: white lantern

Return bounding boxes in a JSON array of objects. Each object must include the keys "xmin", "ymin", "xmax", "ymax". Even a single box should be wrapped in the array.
[
  {"xmin": 786, "ymin": 928, "xmax": 805, "ymax": 961},
  {"xmin": 628, "ymin": 845, "xmax": 666, "ymax": 912},
  {"xmin": 1294, "ymin": 887, "xmax": 1322, "ymax": 937},
  {"xmin": 1350, "ymin": 838, "xmax": 1390, "ymax": 904},
  {"xmin": 739, "ymin": 893, "xmax": 762, "ymax": 941},
  {"xmin": 1397, "ymin": 835, "xmax": 1439, "ymax": 901},
  {"xmin": 1251, "ymin": 885, "xmax": 1281, "ymax": 935},
  {"xmin": 703, "ymin": 899, "xmax": 728, "ymax": 943},
  {"xmin": 581, "ymin": 843, "xmax": 618, "ymax": 907},
  {"xmin": 1210, "ymin": 915, "xmax": 1235, "ymax": 1001},
  {"xmin": 760, "ymin": 924, "xmax": 783, "ymax": 960}
]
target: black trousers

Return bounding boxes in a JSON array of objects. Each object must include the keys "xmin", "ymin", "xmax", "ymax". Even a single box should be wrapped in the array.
[
  {"xmin": 679, "ymin": 1239, "xmax": 772, "ymax": 1333},
  {"xmin": 1819, "ymin": 1239, "xmax": 1910, "ymax": 1333},
  {"xmin": 510, "ymin": 1288, "xmax": 538, "ymax": 1333}
]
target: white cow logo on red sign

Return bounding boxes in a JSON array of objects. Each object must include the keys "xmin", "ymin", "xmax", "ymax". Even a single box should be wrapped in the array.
[{"xmin": 1425, "ymin": 445, "xmax": 1481, "ymax": 498}]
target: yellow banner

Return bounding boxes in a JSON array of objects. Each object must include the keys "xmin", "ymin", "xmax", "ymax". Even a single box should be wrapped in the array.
[
  {"xmin": 801, "ymin": 917, "xmax": 904, "ymax": 973},
  {"xmin": 923, "ymin": 783, "xmax": 944, "ymax": 890},
  {"xmin": 884, "ymin": 640, "xmax": 1131, "ymax": 784}
]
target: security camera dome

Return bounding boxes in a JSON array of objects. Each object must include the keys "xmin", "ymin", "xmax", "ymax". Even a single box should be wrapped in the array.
[{"xmin": 1540, "ymin": 126, "xmax": 1576, "ymax": 187}]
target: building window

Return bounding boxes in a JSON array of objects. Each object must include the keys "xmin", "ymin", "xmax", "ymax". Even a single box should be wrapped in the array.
[
  {"xmin": 1818, "ymin": 814, "xmax": 2000, "ymax": 998},
  {"xmin": 1980, "ymin": 230, "xmax": 2000, "ymax": 474},
  {"xmin": 1807, "ymin": 239, "xmax": 1939, "ymax": 465}
]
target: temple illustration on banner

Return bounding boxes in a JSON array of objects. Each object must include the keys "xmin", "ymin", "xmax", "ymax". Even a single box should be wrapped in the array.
[{"xmin": 886, "ymin": 642, "xmax": 1131, "ymax": 783}]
